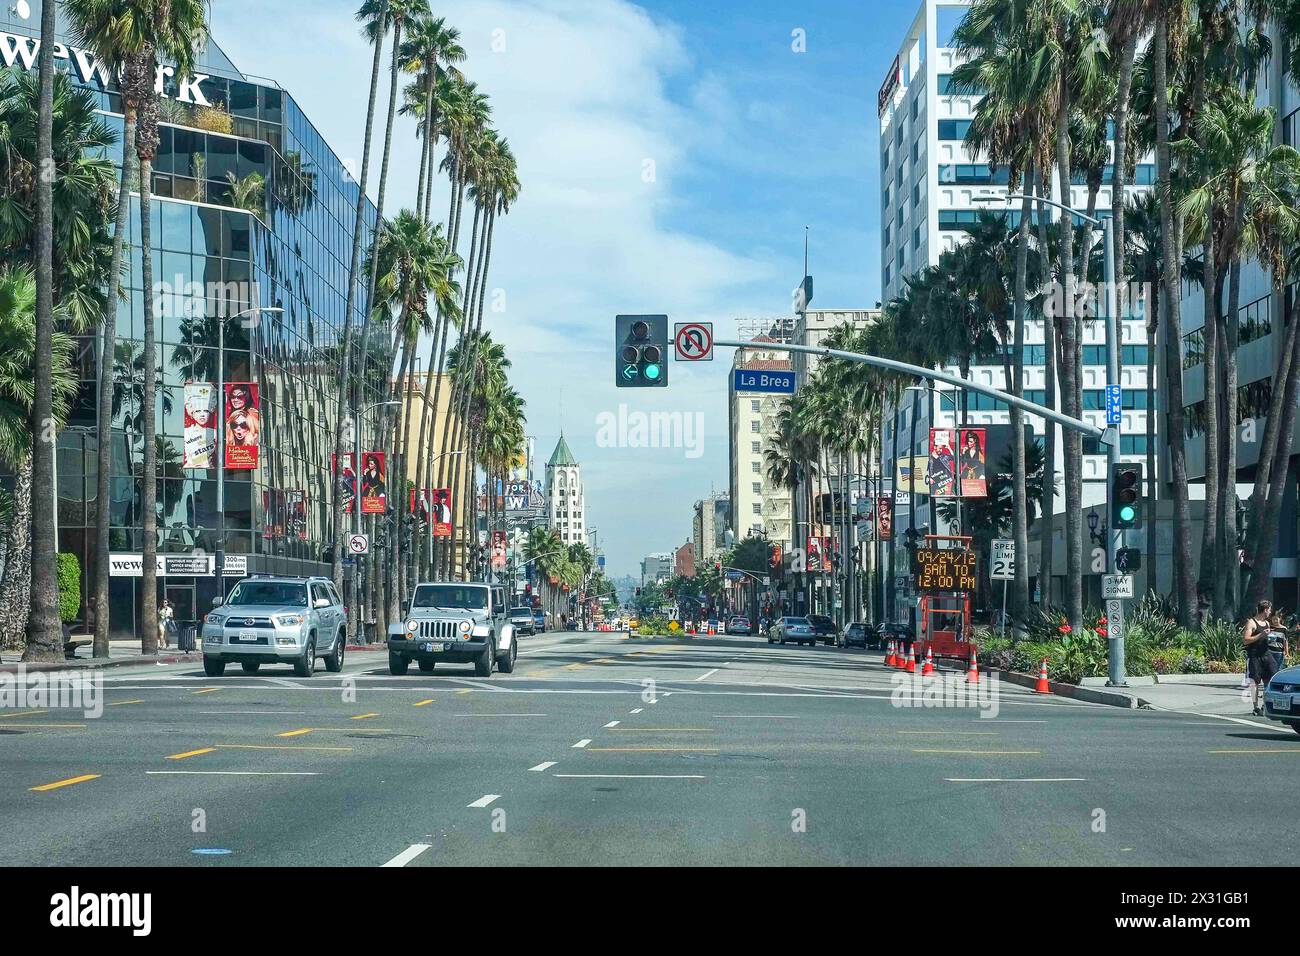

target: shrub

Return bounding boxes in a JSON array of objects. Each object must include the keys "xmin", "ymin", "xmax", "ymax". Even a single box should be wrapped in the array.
[
  {"xmin": 192, "ymin": 105, "xmax": 234, "ymax": 134},
  {"xmin": 1205, "ymin": 659, "xmax": 1234, "ymax": 674},
  {"xmin": 1196, "ymin": 618, "xmax": 1244, "ymax": 664},
  {"xmin": 56, "ymin": 552, "xmax": 80, "ymax": 624}
]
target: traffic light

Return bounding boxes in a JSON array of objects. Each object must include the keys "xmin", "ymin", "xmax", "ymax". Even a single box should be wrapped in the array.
[
  {"xmin": 1115, "ymin": 547, "xmax": 1142, "ymax": 572},
  {"xmin": 615, "ymin": 314, "xmax": 669, "ymax": 387},
  {"xmin": 1110, "ymin": 462, "xmax": 1144, "ymax": 529}
]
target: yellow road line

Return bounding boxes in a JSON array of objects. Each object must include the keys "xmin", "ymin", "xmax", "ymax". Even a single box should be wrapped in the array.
[
  {"xmin": 587, "ymin": 747, "xmax": 719, "ymax": 753},
  {"xmin": 610, "ymin": 727, "xmax": 716, "ymax": 732},
  {"xmin": 167, "ymin": 747, "xmax": 217, "ymax": 760},
  {"xmin": 216, "ymin": 744, "xmax": 352, "ymax": 752},
  {"xmin": 0, "ymin": 710, "xmax": 48, "ymax": 719},
  {"xmin": 108, "ymin": 699, "xmax": 144, "ymax": 706},
  {"xmin": 912, "ymin": 749, "xmax": 1039, "ymax": 755},
  {"xmin": 191, "ymin": 688, "xmax": 223, "ymax": 696},
  {"xmin": 0, "ymin": 722, "xmax": 85, "ymax": 728},
  {"xmin": 455, "ymin": 689, "xmax": 472, "ymax": 695},
  {"xmin": 277, "ymin": 728, "xmax": 313, "ymax": 738},
  {"xmin": 350, "ymin": 713, "xmax": 379, "ymax": 720},
  {"xmin": 30, "ymin": 773, "xmax": 100, "ymax": 792},
  {"xmin": 413, "ymin": 699, "xmax": 435, "ymax": 707}
]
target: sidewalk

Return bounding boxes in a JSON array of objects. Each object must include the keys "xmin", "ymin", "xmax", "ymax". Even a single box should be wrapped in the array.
[
  {"xmin": 1080, "ymin": 673, "xmax": 1256, "ymax": 715},
  {"xmin": 0, "ymin": 639, "xmax": 201, "ymax": 672}
]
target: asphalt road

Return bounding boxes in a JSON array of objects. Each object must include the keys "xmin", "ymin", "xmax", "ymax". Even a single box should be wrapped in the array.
[{"xmin": 3, "ymin": 629, "xmax": 1297, "ymax": 866}]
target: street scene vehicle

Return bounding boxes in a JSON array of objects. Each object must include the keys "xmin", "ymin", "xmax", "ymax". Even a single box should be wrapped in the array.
[
  {"xmin": 201, "ymin": 576, "xmax": 346, "ymax": 677},
  {"xmin": 768, "ymin": 616, "xmax": 816, "ymax": 646},
  {"xmin": 388, "ymin": 582, "xmax": 516, "ymax": 676},
  {"xmin": 532, "ymin": 608, "xmax": 547, "ymax": 633},
  {"xmin": 727, "ymin": 615, "xmax": 751, "ymax": 636},
  {"xmin": 509, "ymin": 606, "xmax": 535, "ymax": 636},
  {"xmin": 1264, "ymin": 665, "xmax": 1300, "ymax": 736},
  {"xmin": 838, "ymin": 621, "xmax": 875, "ymax": 648},
  {"xmin": 807, "ymin": 614, "xmax": 838, "ymax": 645}
]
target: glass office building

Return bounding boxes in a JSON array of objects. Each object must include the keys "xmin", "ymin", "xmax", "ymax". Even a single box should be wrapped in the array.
[{"xmin": 4, "ymin": 2, "xmax": 380, "ymax": 637}]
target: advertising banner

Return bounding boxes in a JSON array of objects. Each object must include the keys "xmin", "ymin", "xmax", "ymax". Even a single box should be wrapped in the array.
[
  {"xmin": 431, "ymin": 487, "xmax": 453, "ymax": 537},
  {"xmin": 287, "ymin": 490, "xmax": 307, "ymax": 541},
  {"xmin": 224, "ymin": 383, "xmax": 260, "ymax": 469},
  {"xmin": 928, "ymin": 428, "xmax": 958, "ymax": 498},
  {"xmin": 182, "ymin": 382, "xmax": 218, "ymax": 468},
  {"xmin": 958, "ymin": 427, "xmax": 988, "ymax": 498},
  {"xmin": 806, "ymin": 536, "xmax": 829, "ymax": 573},
  {"xmin": 491, "ymin": 530, "xmax": 508, "ymax": 569},
  {"xmin": 360, "ymin": 451, "xmax": 388, "ymax": 514},
  {"xmin": 876, "ymin": 496, "xmax": 894, "ymax": 540},
  {"xmin": 332, "ymin": 453, "xmax": 357, "ymax": 515},
  {"xmin": 895, "ymin": 455, "xmax": 930, "ymax": 495}
]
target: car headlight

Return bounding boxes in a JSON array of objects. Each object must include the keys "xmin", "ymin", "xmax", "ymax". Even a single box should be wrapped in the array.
[
  {"xmin": 205, "ymin": 613, "xmax": 225, "ymax": 626},
  {"xmin": 275, "ymin": 614, "xmax": 305, "ymax": 627},
  {"xmin": 406, "ymin": 620, "xmax": 419, "ymax": 633},
  {"xmin": 459, "ymin": 620, "xmax": 472, "ymax": 634}
]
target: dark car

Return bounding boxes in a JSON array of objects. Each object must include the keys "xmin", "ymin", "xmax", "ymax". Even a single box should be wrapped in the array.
[
  {"xmin": 838, "ymin": 621, "xmax": 875, "ymax": 649},
  {"xmin": 532, "ymin": 608, "xmax": 546, "ymax": 633},
  {"xmin": 768, "ymin": 616, "xmax": 816, "ymax": 647},
  {"xmin": 807, "ymin": 614, "xmax": 838, "ymax": 646},
  {"xmin": 879, "ymin": 622, "xmax": 914, "ymax": 654},
  {"xmin": 727, "ymin": 615, "xmax": 751, "ymax": 636}
]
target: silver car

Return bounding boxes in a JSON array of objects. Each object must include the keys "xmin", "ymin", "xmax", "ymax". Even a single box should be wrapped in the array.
[
  {"xmin": 201, "ymin": 576, "xmax": 347, "ymax": 677},
  {"xmin": 387, "ymin": 582, "xmax": 517, "ymax": 676},
  {"xmin": 1263, "ymin": 664, "xmax": 1300, "ymax": 736}
]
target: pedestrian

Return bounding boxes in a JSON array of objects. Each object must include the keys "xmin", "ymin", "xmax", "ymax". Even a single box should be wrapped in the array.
[
  {"xmin": 1267, "ymin": 610, "xmax": 1290, "ymax": 673},
  {"xmin": 159, "ymin": 598, "xmax": 174, "ymax": 650},
  {"xmin": 1242, "ymin": 601, "xmax": 1279, "ymax": 716}
]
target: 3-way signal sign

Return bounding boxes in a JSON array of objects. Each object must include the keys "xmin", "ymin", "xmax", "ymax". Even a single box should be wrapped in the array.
[{"xmin": 673, "ymin": 322, "xmax": 713, "ymax": 361}]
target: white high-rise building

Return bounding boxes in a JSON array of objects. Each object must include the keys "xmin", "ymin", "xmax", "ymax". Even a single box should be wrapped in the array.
[
  {"xmin": 545, "ymin": 435, "xmax": 586, "ymax": 547},
  {"xmin": 877, "ymin": 0, "xmax": 1157, "ymax": 606},
  {"xmin": 728, "ymin": 337, "xmax": 793, "ymax": 546}
]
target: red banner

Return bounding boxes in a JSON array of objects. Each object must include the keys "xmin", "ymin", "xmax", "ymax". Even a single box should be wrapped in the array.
[
  {"xmin": 431, "ymin": 487, "xmax": 453, "ymax": 537},
  {"xmin": 360, "ymin": 451, "xmax": 387, "ymax": 514},
  {"xmin": 332, "ymin": 453, "xmax": 356, "ymax": 515},
  {"xmin": 958, "ymin": 428, "xmax": 988, "ymax": 498},
  {"xmin": 224, "ymin": 383, "xmax": 259, "ymax": 469},
  {"xmin": 806, "ymin": 536, "xmax": 829, "ymax": 573},
  {"xmin": 928, "ymin": 428, "xmax": 957, "ymax": 498}
]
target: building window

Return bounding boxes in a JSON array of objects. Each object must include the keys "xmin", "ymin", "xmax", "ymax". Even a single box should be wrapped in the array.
[
  {"xmin": 750, "ymin": 421, "xmax": 760, "ymax": 433},
  {"xmin": 751, "ymin": 461, "xmax": 761, "ymax": 473},
  {"xmin": 937, "ymin": 119, "xmax": 973, "ymax": 141},
  {"xmin": 883, "ymin": 223, "xmax": 891, "ymax": 248},
  {"xmin": 752, "ymin": 482, "xmax": 762, "ymax": 494},
  {"xmin": 751, "ymin": 441, "xmax": 761, "ymax": 454},
  {"xmin": 753, "ymin": 503, "xmax": 762, "ymax": 514},
  {"xmin": 751, "ymin": 399, "xmax": 760, "ymax": 412}
]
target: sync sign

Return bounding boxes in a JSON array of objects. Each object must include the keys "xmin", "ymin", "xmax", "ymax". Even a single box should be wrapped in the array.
[{"xmin": 733, "ymin": 369, "xmax": 796, "ymax": 394}]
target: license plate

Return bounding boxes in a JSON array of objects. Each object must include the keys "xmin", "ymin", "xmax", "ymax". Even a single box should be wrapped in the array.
[
  {"xmin": 236, "ymin": 630, "xmax": 257, "ymax": 642},
  {"xmin": 1270, "ymin": 694, "xmax": 1291, "ymax": 712},
  {"xmin": 420, "ymin": 642, "xmax": 435, "ymax": 653}
]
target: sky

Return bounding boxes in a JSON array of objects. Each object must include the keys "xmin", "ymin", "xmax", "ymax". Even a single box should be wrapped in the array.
[{"xmin": 212, "ymin": 0, "xmax": 919, "ymax": 578}]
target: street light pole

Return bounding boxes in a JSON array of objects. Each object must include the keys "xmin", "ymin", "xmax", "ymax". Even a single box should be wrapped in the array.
[{"xmin": 216, "ymin": 307, "xmax": 282, "ymax": 608}]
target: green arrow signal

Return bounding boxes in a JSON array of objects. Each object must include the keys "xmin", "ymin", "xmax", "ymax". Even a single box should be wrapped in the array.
[{"xmin": 621, "ymin": 364, "xmax": 639, "ymax": 381}]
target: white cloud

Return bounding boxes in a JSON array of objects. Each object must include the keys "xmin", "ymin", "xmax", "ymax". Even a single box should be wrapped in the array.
[{"xmin": 212, "ymin": 0, "xmax": 783, "ymax": 575}]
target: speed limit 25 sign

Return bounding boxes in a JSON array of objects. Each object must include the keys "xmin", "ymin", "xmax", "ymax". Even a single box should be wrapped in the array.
[{"xmin": 991, "ymin": 540, "xmax": 1015, "ymax": 580}]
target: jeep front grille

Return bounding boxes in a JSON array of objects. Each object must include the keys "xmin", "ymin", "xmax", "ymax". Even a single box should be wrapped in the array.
[{"xmin": 416, "ymin": 620, "xmax": 461, "ymax": 640}]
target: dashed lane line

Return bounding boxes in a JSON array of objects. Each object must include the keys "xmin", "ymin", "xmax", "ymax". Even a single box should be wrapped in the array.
[
  {"xmin": 528, "ymin": 762, "xmax": 557, "ymax": 772},
  {"xmin": 467, "ymin": 794, "xmax": 501, "ymax": 808},
  {"xmin": 29, "ymin": 774, "xmax": 100, "ymax": 792},
  {"xmin": 383, "ymin": 844, "xmax": 432, "ymax": 867},
  {"xmin": 572, "ymin": 739, "xmax": 591, "ymax": 748}
]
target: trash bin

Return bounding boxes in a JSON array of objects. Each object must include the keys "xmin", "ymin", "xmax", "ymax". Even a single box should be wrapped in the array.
[{"xmin": 178, "ymin": 622, "xmax": 197, "ymax": 652}]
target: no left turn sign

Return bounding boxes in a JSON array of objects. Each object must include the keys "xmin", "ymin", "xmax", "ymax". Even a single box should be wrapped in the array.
[
  {"xmin": 674, "ymin": 322, "xmax": 713, "ymax": 361},
  {"xmin": 347, "ymin": 533, "xmax": 370, "ymax": 555}
]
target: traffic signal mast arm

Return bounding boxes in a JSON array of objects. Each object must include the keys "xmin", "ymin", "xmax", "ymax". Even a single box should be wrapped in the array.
[{"xmin": 711, "ymin": 339, "xmax": 1110, "ymax": 441}]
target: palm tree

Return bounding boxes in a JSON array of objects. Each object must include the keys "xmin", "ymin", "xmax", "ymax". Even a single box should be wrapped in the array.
[
  {"xmin": 0, "ymin": 268, "xmax": 78, "ymax": 648},
  {"xmin": 332, "ymin": 0, "xmax": 392, "ymax": 598},
  {"xmin": 1124, "ymin": 193, "xmax": 1164, "ymax": 580},
  {"xmin": 399, "ymin": 15, "xmax": 464, "ymax": 223}
]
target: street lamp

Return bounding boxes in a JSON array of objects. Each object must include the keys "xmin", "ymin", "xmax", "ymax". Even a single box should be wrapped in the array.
[
  {"xmin": 974, "ymin": 191, "xmax": 1125, "ymax": 684},
  {"xmin": 215, "ymin": 306, "xmax": 282, "ymax": 606},
  {"xmin": 351, "ymin": 399, "xmax": 400, "ymax": 642}
]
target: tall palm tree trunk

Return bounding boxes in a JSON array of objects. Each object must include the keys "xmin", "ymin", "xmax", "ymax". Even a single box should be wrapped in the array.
[
  {"xmin": 25, "ymin": 0, "xmax": 60, "ymax": 660},
  {"xmin": 1145, "ymin": 281, "xmax": 1160, "ymax": 582},
  {"xmin": 94, "ymin": 115, "xmax": 136, "ymax": 657},
  {"xmin": 0, "ymin": 455, "xmax": 33, "ymax": 647},
  {"xmin": 1035, "ymin": 176, "xmax": 1057, "ymax": 607},
  {"xmin": 1200, "ymin": 235, "xmax": 1220, "ymax": 604},
  {"xmin": 1010, "ymin": 168, "xmax": 1033, "ymax": 618},
  {"xmin": 1218, "ymin": 244, "xmax": 1244, "ymax": 617},
  {"xmin": 138, "ymin": 151, "xmax": 159, "ymax": 655},
  {"xmin": 333, "ymin": 0, "xmax": 389, "ymax": 595},
  {"xmin": 1155, "ymin": 13, "xmax": 1197, "ymax": 625},
  {"xmin": 1055, "ymin": 76, "xmax": 1082, "ymax": 631}
]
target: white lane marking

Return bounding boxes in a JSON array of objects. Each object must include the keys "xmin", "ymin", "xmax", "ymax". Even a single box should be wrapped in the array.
[
  {"xmin": 1193, "ymin": 713, "xmax": 1294, "ymax": 733},
  {"xmin": 467, "ymin": 794, "xmax": 501, "ymax": 808},
  {"xmin": 572, "ymin": 739, "xmax": 591, "ymax": 748},
  {"xmin": 197, "ymin": 711, "xmax": 310, "ymax": 715},
  {"xmin": 629, "ymin": 708, "xmax": 643, "ymax": 714},
  {"xmin": 981, "ymin": 719, "xmax": 1047, "ymax": 723},
  {"xmin": 603, "ymin": 720, "xmax": 620, "ymax": 728},
  {"xmin": 713, "ymin": 715, "xmax": 799, "ymax": 719},
  {"xmin": 528, "ymin": 761, "xmax": 557, "ymax": 772},
  {"xmin": 454, "ymin": 713, "xmax": 548, "ymax": 717},
  {"xmin": 696, "ymin": 669, "xmax": 719, "ymax": 681},
  {"xmin": 145, "ymin": 771, "xmax": 320, "ymax": 776},
  {"xmin": 946, "ymin": 778, "xmax": 1086, "ymax": 783},
  {"xmin": 382, "ymin": 843, "xmax": 432, "ymax": 867},
  {"xmin": 553, "ymin": 774, "xmax": 706, "ymax": 780}
]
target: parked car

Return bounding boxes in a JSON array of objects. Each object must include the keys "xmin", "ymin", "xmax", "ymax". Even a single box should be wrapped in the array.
[
  {"xmin": 387, "ymin": 581, "xmax": 516, "ymax": 676},
  {"xmin": 509, "ymin": 606, "xmax": 535, "ymax": 636},
  {"xmin": 839, "ymin": 621, "xmax": 875, "ymax": 649},
  {"xmin": 1263, "ymin": 664, "xmax": 1300, "ymax": 736},
  {"xmin": 807, "ymin": 614, "xmax": 839, "ymax": 646},
  {"xmin": 727, "ymin": 615, "xmax": 751, "ymax": 636},
  {"xmin": 532, "ymin": 608, "xmax": 546, "ymax": 633},
  {"xmin": 768, "ymin": 616, "xmax": 817, "ymax": 647},
  {"xmin": 201, "ymin": 575, "xmax": 346, "ymax": 677},
  {"xmin": 879, "ymin": 622, "xmax": 914, "ymax": 656}
]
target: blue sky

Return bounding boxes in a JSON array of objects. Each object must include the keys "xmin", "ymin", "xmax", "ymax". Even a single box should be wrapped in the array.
[{"xmin": 212, "ymin": 0, "xmax": 919, "ymax": 577}]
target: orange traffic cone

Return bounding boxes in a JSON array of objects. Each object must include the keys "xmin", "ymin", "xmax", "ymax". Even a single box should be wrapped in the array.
[
  {"xmin": 921, "ymin": 646, "xmax": 935, "ymax": 677},
  {"xmin": 885, "ymin": 640, "xmax": 897, "ymax": 667},
  {"xmin": 906, "ymin": 643, "xmax": 917, "ymax": 674},
  {"xmin": 1034, "ymin": 658, "xmax": 1051, "ymax": 694},
  {"xmin": 965, "ymin": 645, "xmax": 979, "ymax": 684}
]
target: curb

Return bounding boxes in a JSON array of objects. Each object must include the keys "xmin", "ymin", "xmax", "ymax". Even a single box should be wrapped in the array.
[
  {"xmin": 989, "ymin": 667, "xmax": 1150, "ymax": 709},
  {"xmin": 0, "ymin": 652, "xmax": 203, "ymax": 673}
]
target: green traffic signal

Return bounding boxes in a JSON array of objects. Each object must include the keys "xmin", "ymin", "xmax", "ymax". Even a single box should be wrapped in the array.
[
  {"xmin": 644, "ymin": 362, "xmax": 661, "ymax": 381},
  {"xmin": 1111, "ymin": 463, "xmax": 1143, "ymax": 529}
]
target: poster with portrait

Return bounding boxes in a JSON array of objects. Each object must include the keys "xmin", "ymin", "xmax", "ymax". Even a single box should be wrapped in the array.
[
  {"xmin": 224, "ymin": 383, "xmax": 260, "ymax": 469},
  {"xmin": 958, "ymin": 427, "xmax": 988, "ymax": 498},
  {"xmin": 928, "ymin": 428, "xmax": 958, "ymax": 498},
  {"xmin": 806, "ymin": 536, "xmax": 828, "ymax": 573},
  {"xmin": 876, "ymin": 496, "xmax": 894, "ymax": 540},
  {"xmin": 409, "ymin": 488, "xmax": 430, "ymax": 530},
  {"xmin": 491, "ymin": 530, "xmax": 508, "ymax": 569},
  {"xmin": 287, "ymin": 490, "xmax": 307, "ymax": 541},
  {"xmin": 360, "ymin": 452, "xmax": 387, "ymax": 515},
  {"xmin": 182, "ymin": 382, "xmax": 218, "ymax": 469},
  {"xmin": 332, "ymin": 453, "xmax": 357, "ymax": 515},
  {"xmin": 431, "ymin": 487, "xmax": 453, "ymax": 537}
]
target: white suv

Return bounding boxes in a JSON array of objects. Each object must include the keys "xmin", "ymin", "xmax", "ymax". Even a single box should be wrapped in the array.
[{"xmin": 202, "ymin": 576, "xmax": 347, "ymax": 677}]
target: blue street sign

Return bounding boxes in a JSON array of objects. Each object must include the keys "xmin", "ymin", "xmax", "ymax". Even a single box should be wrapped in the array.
[
  {"xmin": 733, "ymin": 369, "xmax": 796, "ymax": 394},
  {"xmin": 1105, "ymin": 384, "xmax": 1122, "ymax": 426}
]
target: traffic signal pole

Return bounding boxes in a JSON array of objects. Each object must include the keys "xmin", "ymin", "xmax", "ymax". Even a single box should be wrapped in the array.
[{"xmin": 1102, "ymin": 217, "xmax": 1127, "ymax": 686}]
